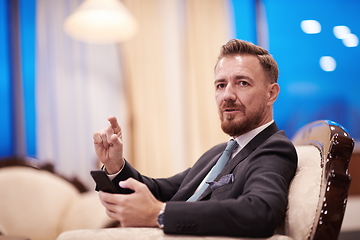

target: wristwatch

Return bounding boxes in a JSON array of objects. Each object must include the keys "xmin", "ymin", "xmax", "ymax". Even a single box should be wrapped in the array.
[{"xmin": 157, "ymin": 203, "xmax": 166, "ymax": 229}]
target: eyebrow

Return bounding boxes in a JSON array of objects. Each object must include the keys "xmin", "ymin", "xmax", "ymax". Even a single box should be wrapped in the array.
[
  {"xmin": 235, "ymin": 75, "xmax": 253, "ymax": 81},
  {"xmin": 214, "ymin": 79, "xmax": 226, "ymax": 85},
  {"xmin": 214, "ymin": 75, "xmax": 253, "ymax": 85}
]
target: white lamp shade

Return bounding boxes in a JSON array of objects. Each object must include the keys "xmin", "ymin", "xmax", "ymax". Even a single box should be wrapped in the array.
[{"xmin": 63, "ymin": 0, "xmax": 138, "ymax": 44}]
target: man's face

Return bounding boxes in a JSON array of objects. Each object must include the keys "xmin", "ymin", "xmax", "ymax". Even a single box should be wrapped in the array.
[{"xmin": 214, "ymin": 54, "xmax": 279, "ymax": 138}]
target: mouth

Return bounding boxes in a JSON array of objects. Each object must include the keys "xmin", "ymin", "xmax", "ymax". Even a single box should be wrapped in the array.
[
  {"xmin": 223, "ymin": 108, "xmax": 240, "ymax": 112},
  {"xmin": 222, "ymin": 106, "xmax": 243, "ymax": 114},
  {"xmin": 220, "ymin": 102, "xmax": 244, "ymax": 116}
]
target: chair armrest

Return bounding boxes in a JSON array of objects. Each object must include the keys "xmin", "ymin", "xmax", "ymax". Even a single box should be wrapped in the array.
[
  {"xmin": 56, "ymin": 227, "xmax": 293, "ymax": 240},
  {"xmin": 60, "ymin": 191, "xmax": 116, "ymax": 231},
  {"xmin": 0, "ymin": 236, "xmax": 31, "ymax": 240}
]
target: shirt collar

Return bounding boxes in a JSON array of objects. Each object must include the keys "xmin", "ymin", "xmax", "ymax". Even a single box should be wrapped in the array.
[{"xmin": 232, "ymin": 120, "xmax": 274, "ymax": 149}]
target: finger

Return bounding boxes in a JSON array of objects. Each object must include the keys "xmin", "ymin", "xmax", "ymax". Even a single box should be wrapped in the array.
[
  {"xmin": 119, "ymin": 178, "xmax": 146, "ymax": 192},
  {"xmin": 99, "ymin": 191, "xmax": 117, "ymax": 205},
  {"xmin": 100, "ymin": 132, "xmax": 110, "ymax": 148},
  {"xmin": 93, "ymin": 132, "xmax": 102, "ymax": 144},
  {"xmin": 108, "ymin": 115, "xmax": 122, "ymax": 136},
  {"xmin": 110, "ymin": 134, "xmax": 122, "ymax": 150},
  {"xmin": 99, "ymin": 192, "xmax": 119, "ymax": 217},
  {"xmin": 105, "ymin": 208, "xmax": 117, "ymax": 220},
  {"xmin": 105, "ymin": 126, "xmax": 115, "ymax": 145}
]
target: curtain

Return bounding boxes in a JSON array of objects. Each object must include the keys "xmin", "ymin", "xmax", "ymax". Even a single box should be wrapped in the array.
[
  {"xmin": 185, "ymin": 0, "xmax": 233, "ymax": 166},
  {"xmin": 35, "ymin": 0, "xmax": 233, "ymax": 186},
  {"xmin": 121, "ymin": 0, "xmax": 232, "ymax": 177},
  {"xmin": 36, "ymin": 0, "xmax": 128, "ymax": 188}
]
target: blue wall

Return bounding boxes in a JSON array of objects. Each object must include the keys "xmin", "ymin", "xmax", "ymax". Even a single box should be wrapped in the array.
[
  {"xmin": 0, "ymin": 0, "xmax": 13, "ymax": 156},
  {"xmin": 19, "ymin": 0, "xmax": 37, "ymax": 157},
  {"xmin": 233, "ymin": 0, "xmax": 360, "ymax": 140},
  {"xmin": 0, "ymin": 0, "xmax": 37, "ymax": 158}
]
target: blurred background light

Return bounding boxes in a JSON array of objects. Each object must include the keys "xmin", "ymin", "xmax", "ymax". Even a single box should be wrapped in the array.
[
  {"xmin": 334, "ymin": 25, "xmax": 359, "ymax": 47},
  {"xmin": 301, "ymin": 20, "xmax": 321, "ymax": 34},
  {"xmin": 63, "ymin": 0, "xmax": 138, "ymax": 44},
  {"xmin": 320, "ymin": 56, "xmax": 336, "ymax": 72},
  {"xmin": 334, "ymin": 25, "xmax": 351, "ymax": 39},
  {"xmin": 251, "ymin": 0, "xmax": 360, "ymax": 140},
  {"xmin": 343, "ymin": 34, "xmax": 358, "ymax": 47}
]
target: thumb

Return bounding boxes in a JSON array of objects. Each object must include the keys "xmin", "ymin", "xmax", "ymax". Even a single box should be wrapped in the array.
[
  {"xmin": 109, "ymin": 133, "xmax": 122, "ymax": 149},
  {"xmin": 119, "ymin": 178, "xmax": 143, "ymax": 192},
  {"xmin": 108, "ymin": 115, "xmax": 121, "ymax": 135}
]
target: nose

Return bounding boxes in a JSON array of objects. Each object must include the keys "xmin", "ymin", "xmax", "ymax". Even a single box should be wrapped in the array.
[{"xmin": 222, "ymin": 84, "xmax": 236, "ymax": 101}]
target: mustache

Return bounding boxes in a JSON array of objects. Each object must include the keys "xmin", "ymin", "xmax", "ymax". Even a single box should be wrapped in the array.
[{"xmin": 219, "ymin": 101, "xmax": 245, "ymax": 112}]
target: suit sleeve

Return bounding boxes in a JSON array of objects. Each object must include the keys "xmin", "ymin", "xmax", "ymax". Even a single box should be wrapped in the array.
[{"xmin": 111, "ymin": 160, "xmax": 190, "ymax": 202}]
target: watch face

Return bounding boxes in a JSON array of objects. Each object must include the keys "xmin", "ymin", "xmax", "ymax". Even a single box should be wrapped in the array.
[{"xmin": 157, "ymin": 212, "xmax": 165, "ymax": 228}]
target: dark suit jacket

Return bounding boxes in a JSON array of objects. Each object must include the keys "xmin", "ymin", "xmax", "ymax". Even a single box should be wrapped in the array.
[{"xmin": 111, "ymin": 122, "xmax": 298, "ymax": 238}]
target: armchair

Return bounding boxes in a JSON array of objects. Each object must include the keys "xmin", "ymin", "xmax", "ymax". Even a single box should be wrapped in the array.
[
  {"xmin": 0, "ymin": 166, "xmax": 115, "ymax": 240},
  {"xmin": 56, "ymin": 120, "xmax": 354, "ymax": 240}
]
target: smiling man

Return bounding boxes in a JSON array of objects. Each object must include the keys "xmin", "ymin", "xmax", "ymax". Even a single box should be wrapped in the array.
[{"xmin": 93, "ymin": 39, "xmax": 298, "ymax": 238}]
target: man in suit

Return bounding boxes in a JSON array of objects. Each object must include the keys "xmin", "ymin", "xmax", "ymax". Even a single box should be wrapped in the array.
[{"xmin": 93, "ymin": 39, "xmax": 298, "ymax": 238}]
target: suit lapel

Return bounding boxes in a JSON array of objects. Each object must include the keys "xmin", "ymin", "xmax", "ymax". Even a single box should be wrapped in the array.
[
  {"xmin": 198, "ymin": 122, "xmax": 279, "ymax": 200},
  {"xmin": 170, "ymin": 150, "xmax": 224, "ymax": 201}
]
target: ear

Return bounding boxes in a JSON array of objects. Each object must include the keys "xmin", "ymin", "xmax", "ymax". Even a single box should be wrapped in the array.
[{"xmin": 267, "ymin": 83, "xmax": 280, "ymax": 106}]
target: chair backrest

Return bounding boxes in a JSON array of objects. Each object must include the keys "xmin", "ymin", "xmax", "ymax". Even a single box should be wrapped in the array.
[
  {"xmin": 287, "ymin": 120, "xmax": 354, "ymax": 240},
  {"xmin": 0, "ymin": 166, "xmax": 80, "ymax": 240}
]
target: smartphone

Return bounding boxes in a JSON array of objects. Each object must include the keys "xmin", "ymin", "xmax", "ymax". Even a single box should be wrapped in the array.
[{"xmin": 90, "ymin": 170, "xmax": 118, "ymax": 193}]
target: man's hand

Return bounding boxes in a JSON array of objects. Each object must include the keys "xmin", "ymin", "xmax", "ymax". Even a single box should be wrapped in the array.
[
  {"xmin": 99, "ymin": 178, "xmax": 164, "ymax": 227},
  {"xmin": 93, "ymin": 116, "xmax": 124, "ymax": 174}
]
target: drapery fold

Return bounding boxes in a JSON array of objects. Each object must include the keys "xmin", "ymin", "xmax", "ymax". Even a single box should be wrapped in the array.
[
  {"xmin": 121, "ymin": 0, "xmax": 232, "ymax": 177},
  {"xmin": 36, "ymin": 0, "xmax": 128, "ymax": 187},
  {"xmin": 184, "ymin": 0, "xmax": 233, "ymax": 167},
  {"xmin": 35, "ymin": 0, "xmax": 232, "ymax": 185}
]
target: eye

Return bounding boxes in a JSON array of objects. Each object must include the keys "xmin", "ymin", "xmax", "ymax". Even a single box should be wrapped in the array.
[
  {"xmin": 215, "ymin": 83, "xmax": 226, "ymax": 90},
  {"xmin": 238, "ymin": 81, "xmax": 250, "ymax": 87}
]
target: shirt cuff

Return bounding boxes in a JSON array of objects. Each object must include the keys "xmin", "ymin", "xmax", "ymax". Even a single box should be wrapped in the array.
[{"xmin": 101, "ymin": 161, "xmax": 126, "ymax": 180}]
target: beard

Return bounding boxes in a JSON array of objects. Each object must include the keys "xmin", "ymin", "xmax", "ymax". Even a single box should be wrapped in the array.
[{"xmin": 219, "ymin": 100, "xmax": 267, "ymax": 137}]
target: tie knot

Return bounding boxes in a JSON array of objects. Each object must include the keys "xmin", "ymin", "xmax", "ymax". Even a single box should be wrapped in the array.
[{"xmin": 225, "ymin": 139, "xmax": 239, "ymax": 153}]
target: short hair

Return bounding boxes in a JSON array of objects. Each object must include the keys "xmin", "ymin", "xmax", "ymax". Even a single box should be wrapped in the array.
[{"xmin": 216, "ymin": 39, "xmax": 278, "ymax": 83}]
